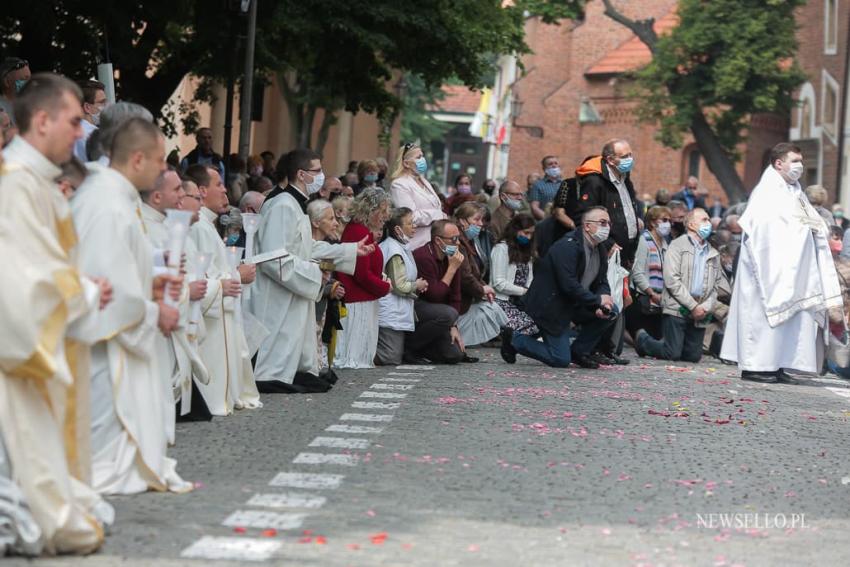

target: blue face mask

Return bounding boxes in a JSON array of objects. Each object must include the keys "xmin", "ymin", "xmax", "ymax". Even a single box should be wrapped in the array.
[
  {"xmin": 226, "ymin": 234, "xmax": 240, "ymax": 246},
  {"xmin": 364, "ymin": 173, "xmax": 378, "ymax": 184},
  {"xmin": 516, "ymin": 234, "xmax": 531, "ymax": 246},
  {"xmin": 697, "ymin": 223, "xmax": 712, "ymax": 240},
  {"xmin": 414, "ymin": 156, "xmax": 428, "ymax": 175},
  {"xmin": 616, "ymin": 156, "xmax": 634, "ymax": 174},
  {"xmin": 14, "ymin": 79, "xmax": 27, "ymax": 93},
  {"xmin": 444, "ymin": 244, "xmax": 458, "ymax": 257},
  {"xmin": 464, "ymin": 225, "xmax": 481, "ymax": 240}
]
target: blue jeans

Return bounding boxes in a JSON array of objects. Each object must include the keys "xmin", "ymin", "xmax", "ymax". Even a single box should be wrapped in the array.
[
  {"xmin": 638, "ymin": 314, "xmax": 705, "ymax": 362},
  {"xmin": 511, "ymin": 309, "xmax": 616, "ymax": 368}
]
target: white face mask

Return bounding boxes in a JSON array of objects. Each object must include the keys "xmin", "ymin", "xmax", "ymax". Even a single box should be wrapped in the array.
[
  {"xmin": 591, "ymin": 224, "xmax": 610, "ymax": 243},
  {"xmin": 395, "ymin": 227, "xmax": 409, "ymax": 245},
  {"xmin": 656, "ymin": 221, "xmax": 671, "ymax": 236},
  {"xmin": 786, "ymin": 162, "xmax": 804, "ymax": 182},
  {"xmin": 305, "ymin": 171, "xmax": 325, "ymax": 195}
]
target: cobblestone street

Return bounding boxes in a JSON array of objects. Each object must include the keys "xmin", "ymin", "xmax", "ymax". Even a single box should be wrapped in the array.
[{"xmin": 23, "ymin": 349, "xmax": 850, "ymax": 566}]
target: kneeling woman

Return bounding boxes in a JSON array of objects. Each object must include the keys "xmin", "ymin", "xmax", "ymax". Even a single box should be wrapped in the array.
[
  {"xmin": 333, "ymin": 188, "xmax": 392, "ymax": 368},
  {"xmin": 453, "ymin": 202, "xmax": 508, "ymax": 347},
  {"xmin": 490, "ymin": 213, "xmax": 538, "ymax": 336}
]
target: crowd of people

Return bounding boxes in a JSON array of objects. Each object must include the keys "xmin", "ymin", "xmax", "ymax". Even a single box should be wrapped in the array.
[{"xmin": 2, "ymin": 59, "xmax": 849, "ymax": 556}]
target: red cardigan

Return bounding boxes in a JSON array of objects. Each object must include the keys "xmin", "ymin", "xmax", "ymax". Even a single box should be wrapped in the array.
[{"xmin": 334, "ymin": 222, "xmax": 391, "ymax": 303}]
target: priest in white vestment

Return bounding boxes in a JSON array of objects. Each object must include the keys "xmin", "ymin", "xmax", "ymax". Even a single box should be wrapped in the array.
[
  {"xmin": 71, "ymin": 118, "xmax": 192, "ymax": 495},
  {"xmin": 0, "ymin": 74, "xmax": 113, "ymax": 555},
  {"xmin": 721, "ymin": 143, "xmax": 843, "ymax": 383},
  {"xmin": 140, "ymin": 170, "xmax": 211, "ymax": 440},
  {"xmin": 250, "ymin": 149, "xmax": 370, "ymax": 393},
  {"xmin": 185, "ymin": 164, "xmax": 262, "ymax": 414}
]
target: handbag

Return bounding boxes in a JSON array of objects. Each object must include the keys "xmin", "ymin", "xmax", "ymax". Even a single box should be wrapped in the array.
[
  {"xmin": 636, "ymin": 292, "xmax": 662, "ymax": 315},
  {"xmin": 828, "ymin": 327, "xmax": 850, "ymax": 368},
  {"xmin": 606, "ymin": 249, "xmax": 629, "ymax": 310}
]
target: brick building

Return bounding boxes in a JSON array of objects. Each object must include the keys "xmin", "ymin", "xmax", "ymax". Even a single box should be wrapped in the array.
[{"xmin": 505, "ymin": 0, "xmax": 787, "ymax": 204}]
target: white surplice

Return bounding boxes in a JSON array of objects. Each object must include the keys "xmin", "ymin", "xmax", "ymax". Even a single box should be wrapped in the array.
[
  {"xmin": 71, "ymin": 165, "xmax": 191, "ymax": 495},
  {"xmin": 140, "ymin": 204, "xmax": 210, "ymax": 440},
  {"xmin": 249, "ymin": 187, "xmax": 357, "ymax": 386},
  {"xmin": 721, "ymin": 166, "xmax": 843, "ymax": 372},
  {"xmin": 0, "ymin": 137, "xmax": 112, "ymax": 554},
  {"xmin": 189, "ymin": 207, "xmax": 261, "ymax": 414}
]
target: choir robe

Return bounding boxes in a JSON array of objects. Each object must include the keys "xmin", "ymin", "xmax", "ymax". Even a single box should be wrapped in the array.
[
  {"xmin": 140, "ymin": 204, "xmax": 210, "ymax": 440},
  {"xmin": 71, "ymin": 164, "xmax": 191, "ymax": 495},
  {"xmin": 0, "ymin": 137, "xmax": 112, "ymax": 555},
  {"xmin": 249, "ymin": 185, "xmax": 357, "ymax": 392},
  {"xmin": 189, "ymin": 207, "xmax": 262, "ymax": 414},
  {"xmin": 721, "ymin": 166, "xmax": 843, "ymax": 372}
]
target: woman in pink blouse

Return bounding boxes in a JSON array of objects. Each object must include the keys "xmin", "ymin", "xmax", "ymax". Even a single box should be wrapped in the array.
[{"xmin": 389, "ymin": 142, "xmax": 447, "ymax": 251}]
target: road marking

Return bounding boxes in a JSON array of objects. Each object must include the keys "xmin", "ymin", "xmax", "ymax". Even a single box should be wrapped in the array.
[
  {"xmin": 370, "ymin": 383, "xmax": 414, "ymax": 390},
  {"xmin": 395, "ymin": 365, "xmax": 434, "ymax": 370},
  {"xmin": 293, "ymin": 452, "xmax": 358, "ymax": 466},
  {"xmin": 247, "ymin": 492, "xmax": 327, "ymax": 509},
  {"xmin": 382, "ymin": 377, "xmax": 422, "ymax": 382},
  {"xmin": 360, "ymin": 391, "xmax": 407, "ymax": 399},
  {"xmin": 223, "ymin": 510, "xmax": 306, "ymax": 530},
  {"xmin": 388, "ymin": 372, "xmax": 425, "ymax": 376},
  {"xmin": 309, "ymin": 436, "xmax": 371, "ymax": 449},
  {"xmin": 269, "ymin": 472, "xmax": 345, "ymax": 489},
  {"xmin": 352, "ymin": 401, "xmax": 401, "ymax": 410},
  {"xmin": 326, "ymin": 424, "xmax": 384, "ymax": 434},
  {"xmin": 181, "ymin": 536, "xmax": 281, "ymax": 561},
  {"xmin": 826, "ymin": 386, "xmax": 850, "ymax": 399},
  {"xmin": 340, "ymin": 413, "xmax": 394, "ymax": 422}
]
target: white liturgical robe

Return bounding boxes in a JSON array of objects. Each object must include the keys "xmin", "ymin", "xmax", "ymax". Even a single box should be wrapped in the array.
[
  {"xmin": 721, "ymin": 166, "xmax": 843, "ymax": 372},
  {"xmin": 249, "ymin": 186, "xmax": 357, "ymax": 389},
  {"xmin": 0, "ymin": 137, "xmax": 113, "ymax": 555},
  {"xmin": 71, "ymin": 165, "xmax": 191, "ymax": 495},
  {"xmin": 189, "ymin": 207, "xmax": 262, "ymax": 415}
]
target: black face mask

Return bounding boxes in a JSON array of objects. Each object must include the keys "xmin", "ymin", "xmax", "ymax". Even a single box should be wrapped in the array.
[
  {"xmin": 671, "ymin": 221, "xmax": 686, "ymax": 237},
  {"xmin": 377, "ymin": 172, "xmax": 385, "ymax": 182}
]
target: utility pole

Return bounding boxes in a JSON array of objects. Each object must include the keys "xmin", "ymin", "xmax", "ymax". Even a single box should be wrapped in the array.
[{"xmin": 238, "ymin": 0, "xmax": 257, "ymax": 162}]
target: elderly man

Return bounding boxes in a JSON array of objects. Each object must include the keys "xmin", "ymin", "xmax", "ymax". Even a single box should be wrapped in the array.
[
  {"xmin": 0, "ymin": 72, "xmax": 113, "ymax": 555},
  {"xmin": 85, "ymin": 102, "xmax": 154, "ymax": 164},
  {"xmin": 673, "ymin": 176, "xmax": 707, "ymax": 211},
  {"xmin": 489, "ymin": 180, "xmax": 527, "ymax": 241},
  {"xmin": 239, "ymin": 190, "xmax": 266, "ymax": 214},
  {"xmin": 636, "ymin": 208, "xmax": 723, "ymax": 362},
  {"xmin": 721, "ymin": 143, "xmax": 843, "ymax": 383},
  {"xmin": 180, "ymin": 127, "xmax": 225, "ymax": 180},
  {"xmin": 502, "ymin": 206, "xmax": 618, "ymax": 369},
  {"xmin": 0, "ymin": 57, "xmax": 31, "ymax": 124},
  {"xmin": 668, "ymin": 200, "xmax": 688, "ymax": 240},
  {"xmin": 724, "ymin": 213, "xmax": 743, "ymax": 243},
  {"xmin": 310, "ymin": 175, "xmax": 343, "ymax": 203}
]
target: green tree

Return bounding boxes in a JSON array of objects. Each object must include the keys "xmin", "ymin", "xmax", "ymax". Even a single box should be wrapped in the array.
[{"xmin": 602, "ymin": 0, "xmax": 806, "ymax": 202}]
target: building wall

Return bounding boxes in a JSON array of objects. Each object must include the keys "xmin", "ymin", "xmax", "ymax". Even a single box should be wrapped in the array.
[{"xmin": 506, "ymin": 0, "xmax": 787, "ymax": 204}]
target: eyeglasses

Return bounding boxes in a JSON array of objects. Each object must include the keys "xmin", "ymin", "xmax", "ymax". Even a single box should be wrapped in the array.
[
  {"xmin": 185, "ymin": 194, "xmax": 203, "ymax": 202},
  {"xmin": 302, "ymin": 167, "xmax": 323, "ymax": 174},
  {"xmin": 1, "ymin": 58, "xmax": 28, "ymax": 79},
  {"xmin": 658, "ymin": 217, "xmax": 671, "ymax": 222},
  {"xmin": 585, "ymin": 219, "xmax": 610, "ymax": 227},
  {"xmin": 437, "ymin": 234, "xmax": 459, "ymax": 243}
]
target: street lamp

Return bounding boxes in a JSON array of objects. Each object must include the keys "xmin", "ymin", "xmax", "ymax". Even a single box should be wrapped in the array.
[{"xmin": 511, "ymin": 97, "xmax": 524, "ymax": 122}]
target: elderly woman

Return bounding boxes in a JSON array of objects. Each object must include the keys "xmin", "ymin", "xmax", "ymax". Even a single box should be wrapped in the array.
[
  {"xmin": 454, "ymin": 201, "xmax": 508, "ymax": 348},
  {"xmin": 626, "ymin": 205, "xmax": 671, "ymax": 340},
  {"xmin": 805, "ymin": 184, "xmax": 836, "ymax": 227},
  {"xmin": 307, "ymin": 200, "xmax": 346, "ymax": 370},
  {"xmin": 333, "ymin": 188, "xmax": 393, "ymax": 368},
  {"xmin": 389, "ymin": 142, "xmax": 447, "ymax": 250},
  {"xmin": 354, "ymin": 159, "xmax": 380, "ymax": 196},
  {"xmin": 331, "ymin": 194, "xmax": 354, "ymax": 237}
]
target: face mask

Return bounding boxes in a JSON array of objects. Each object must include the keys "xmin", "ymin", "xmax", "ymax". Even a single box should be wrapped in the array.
[
  {"xmin": 730, "ymin": 233, "xmax": 742, "ymax": 242},
  {"xmin": 516, "ymin": 235, "xmax": 531, "ymax": 246},
  {"xmin": 616, "ymin": 157, "xmax": 634, "ymax": 174},
  {"xmin": 395, "ymin": 227, "xmax": 409, "ymax": 245},
  {"xmin": 723, "ymin": 263, "xmax": 733, "ymax": 273},
  {"xmin": 545, "ymin": 166, "xmax": 561, "ymax": 179},
  {"xmin": 305, "ymin": 171, "xmax": 325, "ymax": 195},
  {"xmin": 590, "ymin": 225, "xmax": 610, "ymax": 243},
  {"xmin": 443, "ymin": 244, "xmax": 458, "ymax": 257},
  {"xmin": 697, "ymin": 222, "xmax": 712, "ymax": 240},
  {"xmin": 414, "ymin": 157, "xmax": 428, "ymax": 175},
  {"xmin": 339, "ymin": 215, "xmax": 351, "ymax": 224},
  {"xmin": 672, "ymin": 221, "xmax": 685, "ymax": 235},
  {"xmin": 225, "ymin": 234, "xmax": 240, "ymax": 246},
  {"xmin": 464, "ymin": 224, "xmax": 481, "ymax": 240},
  {"xmin": 830, "ymin": 239, "xmax": 843, "ymax": 254},
  {"xmin": 14, "ymin": 79, "xmax": 27, "ymax": 93},
  {"xmin": 457, "ymin": 184, "xmax": 472, "ymax": 194},
  {"xmin": 835, "ymin": 211, "xmax": 844, "ymax": 219},
  {"xmin": 503, "ymin": 198, "xmax": 523, "ymax": 211},
  {"xmin": 364, "ymin": 173, "xmax": 378, "ymax": 184},
  {"xmin": 89, "ymin": 109, "xmax": 102, "ymax": 126},
  {"xmin": 786, "ymin": 162, "xmax": 804, "ymax": 182},
  {"xmin": 656, "ymin": 221, "xmax": 671, "ymax": 236}
]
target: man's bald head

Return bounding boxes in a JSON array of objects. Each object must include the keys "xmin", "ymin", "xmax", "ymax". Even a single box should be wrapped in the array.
[
  {"xmin": 239, "ymin": 190, "xmax": 266, "ymax": 214},
  {"xmin": 320, "ymin": 176, "xmax": 343, "ymax": 199},
  {"xmin": 109, "ymin": 117, "xmax": 166, "ymax": 192}
]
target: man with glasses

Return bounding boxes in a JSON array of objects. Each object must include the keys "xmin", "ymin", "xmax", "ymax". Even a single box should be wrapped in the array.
[
  {"xmin": 0, "ymin": 57, "xmax": 31, "ymax": 126},
  {"xmin": 502, "ymin": 206, "xmax": 618, "ymax": 368},
  {"xmin": 490, "ymin": 180, "xmax": 527, "ymax": 241},
  {"xmin": 73, "ymin": 79, "xmax": 107, "ymax": 161}
]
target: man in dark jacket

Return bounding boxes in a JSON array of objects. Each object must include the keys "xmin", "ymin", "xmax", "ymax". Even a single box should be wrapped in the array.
[
  {"xmin": 180, "ymin": 127, "xmax": 225, "ymax": 180},
  {"xmin": 672, "ymin": 176, "xmax": 707, "ymax": 211},
  {"xmin": 501, "ymin": 207, "xmax": 618, "ymax": 369},
  {"xmin": 575, "ymin": 139, "xmax": 641, "ymax": 267}
]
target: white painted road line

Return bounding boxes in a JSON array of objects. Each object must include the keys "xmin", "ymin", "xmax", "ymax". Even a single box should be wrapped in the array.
[
  {"xmin": 826, "ymin": 386, "xmax": 850, "ymax": 399},
  {"xmin": 309, "ymin": 436, "xmax": 371, "ymax": 449},
  {"xmin": 222, "ymin": 510, "xmax": 306, "ymax": 530},
  {"xmin": 381, "ymin": 377, "xmax": 421, "ymax": 382},
  {"xmin": 340, "ymin": 413, "xmax": 394, "ymax": 422},
  {"xmin": 370, "ymin": 383, "xmax": 414, "ymax": 390},
  {"xmin": 326, "ymin": 424, "xmax": 384, "ymax": 434},
  {"xmin": 269, "ymin": 472, "xmax": 345, "ymax": 489},
  {"xmin": 293, "ymin": 452, "xmax": 358, "ymax": 466},
  {"xmin": 247, "ymin": 492, "xmax": 327, "ymax": 510},
  {"xmin": 181, "ymin": 536, "xmax": 281, "ymax": 561},
  {"xmin": 395, "ymin": 365, "xmax": 434, "ymax": 370},
  {"xmin": 352, "ymin": 401, "xmax": 401, "ymax": 410},
  {"xmin": 359, "ymin": 391, "xmax": 407, "ymax": 399},
  {"xmin": 388, "ymin": 372, "xmax": 425, "ymax": 376}
]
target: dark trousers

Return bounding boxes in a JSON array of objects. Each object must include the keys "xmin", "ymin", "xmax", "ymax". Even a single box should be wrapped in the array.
[
  {"xmin": 406, "ymin": 301, "xmax": 464, "ymax": 364},
  {"xmin": 638, "ymin": 314, "xmax": 705, "ymax": 362},
  {"xmin": 511, "ymin": 308, "xmax": 616, "ymax": 368}
]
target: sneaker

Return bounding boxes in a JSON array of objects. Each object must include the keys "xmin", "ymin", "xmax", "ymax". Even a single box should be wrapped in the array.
[
  {"xmin": 634, "ymin": 329, "xmax": 648, "ymax": 358},
  {"xmin": 500, "ymin": 327, "xmax": 517, "ymax": 364}
]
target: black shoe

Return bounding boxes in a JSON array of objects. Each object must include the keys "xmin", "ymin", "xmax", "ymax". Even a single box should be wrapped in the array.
[
  {"xmin": 741, "ymin": 370, "xmax": 778, "ymax": 384},
  {"xmin": 571, "ymin": 352, "xmax": 600, "ymax": 369},
  {"xmin": 596, "ymin": 351, "xmax": 630, "ymax": 366},
  {"xmin": 776, "ymin": 370, "xmax": 804, "ymax": 385},
  {"xmin": 403, "ymin": 353, "xmax": 431, "ymax": 365},
  {"xmin": 634, "ymin": 329, "xmax": 648, "ymax": 358},
  {"xmin": 461, "ymin": 354, "xmax": 480, "ymax": 363},
  {"xmin": 500, "ymin": 327, "xmax": 517, "ymax": 364}
]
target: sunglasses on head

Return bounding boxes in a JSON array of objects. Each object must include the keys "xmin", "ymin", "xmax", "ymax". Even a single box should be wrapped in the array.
[{"xmin": 1, "ymin": 58, "xmax": 28, "ymax": 79}]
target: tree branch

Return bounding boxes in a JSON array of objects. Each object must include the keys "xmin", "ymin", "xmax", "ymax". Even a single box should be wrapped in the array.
[{"xmin": 601, "ymin": 0, "xmax": 658, "ymax": 52}]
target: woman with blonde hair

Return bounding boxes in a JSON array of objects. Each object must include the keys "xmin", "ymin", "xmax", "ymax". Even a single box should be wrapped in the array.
[{"xmin": 389, "ymin": 142, "xmax": 447, "ymax": 250}]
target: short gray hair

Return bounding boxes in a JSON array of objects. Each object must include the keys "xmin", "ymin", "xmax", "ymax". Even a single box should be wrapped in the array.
[
  {"xmin": 88, "ymin": 102, "xmax": 154, "ymax": 161},
  {"xmin": 307, "ymin": 199, "xmax": 334, "ymax": 224},
  {"xmin": 350, "ymin": 187, "xmax": 392, "ymax": 224},
  {"xmin": 238, "ymin": 190, "xmax": 265, "ymax": 213}
]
